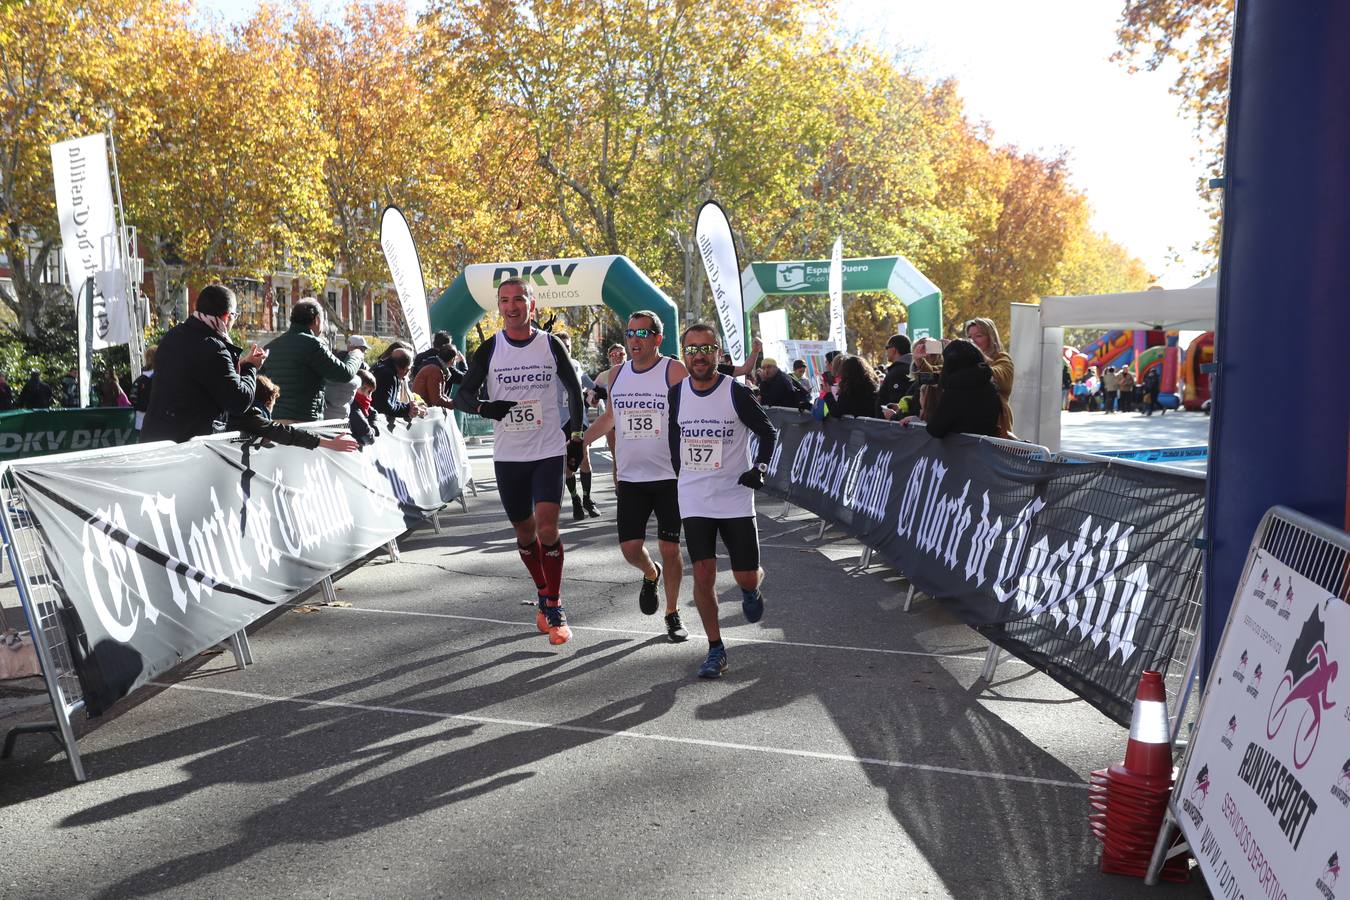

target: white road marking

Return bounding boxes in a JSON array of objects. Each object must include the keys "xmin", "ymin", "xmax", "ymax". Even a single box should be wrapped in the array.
[
  {"xmin": 321, "ymin": 604, "xmax": 1005, "ymax": 663},
  {"xmin": 152, "ymin": 681, "xmax": 1086, "ymax": 790}
]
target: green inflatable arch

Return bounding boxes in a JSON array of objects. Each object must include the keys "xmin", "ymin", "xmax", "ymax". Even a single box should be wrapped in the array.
[
  {"xmin": 430, "ymin": 255, "xmax": 680, "ymax": 356},
  {"xmin": 741, "ymin": 254, "xmax": 943, "ymax": 340}
]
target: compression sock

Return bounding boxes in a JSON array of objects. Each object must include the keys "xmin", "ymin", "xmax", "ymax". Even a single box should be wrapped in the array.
[
  {"xmin": 580, "ymin": 472, "xmax": 592, "ymax": 499},
  {"xmin": 541, "ymin": 539, "xmax": 565, "ymax": 602},
  {"xmin": 518, "ymin": 540, "xmax": 548, "ymax": 595},
  {"xmin": 565, "ymin": 475, "xmax": 579, "ymax": 500}
]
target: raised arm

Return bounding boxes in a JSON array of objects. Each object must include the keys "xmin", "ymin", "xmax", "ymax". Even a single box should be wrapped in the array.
[
  {"xmin": 730, "ymin": 380, "xmax": 777, "ymax": 467},
  {"xmin": 454, "ymin": 338, "xmax": 495, "ymax": 415}
]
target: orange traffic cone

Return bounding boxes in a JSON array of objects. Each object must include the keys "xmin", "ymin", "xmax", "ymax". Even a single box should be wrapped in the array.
[
  {"xmin": 1092, "ymin": 670, "xmax": 1189, "ymax": 882},
  {"xmin": 1123, "ymin": 671, "xmax": 1172, "ymax": 780}
]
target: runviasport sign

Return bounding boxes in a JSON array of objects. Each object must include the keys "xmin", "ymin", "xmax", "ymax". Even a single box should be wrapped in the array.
[
  {"xmin": 1174, "ymin": 549, "xmax": 1348, "ymax": 900},
  {"xmin": 7, "ymin": 411, "xmax": 467, "ymax": 716},
  {"xmin": 758, "ymin": 410, "xmax": 1205, "ymax": 724}
]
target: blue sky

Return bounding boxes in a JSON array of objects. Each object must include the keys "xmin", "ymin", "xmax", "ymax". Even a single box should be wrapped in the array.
[{"xmin": 197, "ymin": 0, "xmax": 1216, "ymax": 288}]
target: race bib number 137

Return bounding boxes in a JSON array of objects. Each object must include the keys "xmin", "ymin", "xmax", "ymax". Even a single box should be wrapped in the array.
[{"xmin": 681, "ymin": 437, "xmax": 722, "ymax": 471}]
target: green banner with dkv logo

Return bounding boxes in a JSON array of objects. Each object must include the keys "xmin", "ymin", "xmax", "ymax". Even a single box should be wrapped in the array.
[
  {"xmin": 0, "ymin": 407, "xmax": 137, "ymax": 461},
  {"xmin": 742, "ymin": 255, "xmax": 943, "ymax": 339}
]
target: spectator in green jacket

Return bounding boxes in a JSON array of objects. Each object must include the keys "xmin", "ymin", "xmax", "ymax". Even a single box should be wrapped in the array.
[{"xmin": 261, "ymin": 298, "xmax": 363, "ymax": 423}]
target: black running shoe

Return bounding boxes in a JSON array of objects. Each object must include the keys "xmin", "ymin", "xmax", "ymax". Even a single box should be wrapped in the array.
[
  {"xmin": 572, "ymin": 496, "xmax": 584, "ymax": 521},
  {"xmin": 665, "ymin": 611, "xmax": 689, "ymax": 643},
  {"xmin": 639, "ymin": 563, "xmax": 661, "ymax": 616},
  {"xmin": 583, "ymin": 497, "xmax": 600, "ymax": 518}
]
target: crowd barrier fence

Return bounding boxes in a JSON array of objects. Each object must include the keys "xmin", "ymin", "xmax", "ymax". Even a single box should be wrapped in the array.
[
  {"xmin": 0, "ymin": 411, "xmax": 470, "ymax": 782},
  {"xmin": 764, "ymin": 409, "xmax": 1206, "ymax": 733}
]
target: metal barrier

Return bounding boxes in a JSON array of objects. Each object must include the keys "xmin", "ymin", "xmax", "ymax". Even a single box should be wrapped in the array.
[
  {"xmin": 1146, "ymin": 505, "xmax": 1350, "ymax": 885},
  {"xmin": 0, "ymin": 418, "xmax": 468, "ymax": 782},
  {"xmin": 787, "ymin": 413, "xmax": 1205, "ymax": 735}
]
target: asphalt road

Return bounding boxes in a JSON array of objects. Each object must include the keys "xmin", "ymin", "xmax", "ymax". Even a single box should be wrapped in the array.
[{"xmin": 0, "ymin": 444, "xmax": 1211, "ymax": 899}]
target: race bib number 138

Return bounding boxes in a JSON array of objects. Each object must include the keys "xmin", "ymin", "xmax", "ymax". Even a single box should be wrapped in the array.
[
  {"xmin": 681, "ymin": 437, "xmax": 722, "ymax": 471},
  {"xmin": 622, "ymin": 410, "xmax": 661, "ymax": 439},
  {"xmin": 502, "ymin": 399, "xmax": 543, "ymax": 432}
]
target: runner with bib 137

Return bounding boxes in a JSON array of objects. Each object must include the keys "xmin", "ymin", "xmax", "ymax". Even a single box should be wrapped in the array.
[
  {"xmin": 455, "ymin": 277, "xmax": 587, "ymax": 645},
  {"xmin": 581, "ymin": 311, "xmax": 690, "ymax": 642},
  {"xmin": 668, "ymin": 323, "xmax": 778, "ymax": 678}
]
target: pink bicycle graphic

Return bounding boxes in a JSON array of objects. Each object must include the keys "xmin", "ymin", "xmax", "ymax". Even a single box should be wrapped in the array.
[{"xmin": 1267, "ymin": 643, "xmax": 1338, "ymax": 769}]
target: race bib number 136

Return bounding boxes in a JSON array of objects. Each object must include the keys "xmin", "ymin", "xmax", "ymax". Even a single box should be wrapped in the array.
[
  {"xmin": 502, "ymin": 399, "xmax": 543, "ymax": 432},
  {"xmin": 681, "ymin": 437, "xmax": 722, "ymax": 471}
]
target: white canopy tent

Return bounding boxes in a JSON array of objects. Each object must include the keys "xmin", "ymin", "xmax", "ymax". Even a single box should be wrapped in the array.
[{"xmin": 1010, "ymin": 275, "xmax": 1217, "ymax": 450}]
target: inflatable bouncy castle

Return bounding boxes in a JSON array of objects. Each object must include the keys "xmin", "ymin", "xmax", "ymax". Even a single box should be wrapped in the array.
[{"xmin": 1182, "ymin": 331, "xmax": 1215, "ymax": 411}]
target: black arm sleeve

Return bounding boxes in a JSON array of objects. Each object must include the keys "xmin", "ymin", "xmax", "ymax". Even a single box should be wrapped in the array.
[
  {"xmin": 446, "ymin": 363, "xmax": 466, "ymax": 387},
  {"xmin": 730, "ymin": 380, "xmax": 777, "ymax": 467},
  {"xmin": 548, "ymin": 335, "xmax": 585, "ymax": 429},
  {"xmin": 454, "ymin": 338, "xmax": 495, "ymax": 415},
  {"xmin": 667, "ymin": 384, "xmax": 682, "ymax": 475}
]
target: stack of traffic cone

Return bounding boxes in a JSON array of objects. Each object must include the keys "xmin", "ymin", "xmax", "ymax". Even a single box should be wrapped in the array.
[{"xmin": 1088, "ymin": 670, "xmax": 1190, "ymax": 882}]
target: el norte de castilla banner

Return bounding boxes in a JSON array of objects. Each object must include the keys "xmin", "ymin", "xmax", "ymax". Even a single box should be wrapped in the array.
[
  {"xmin": 759, "ymin": 409, "xmax": 1205, "ymax": 725},
  {"xmin": 6, "ymin": 411, "xmax": 468, "ymax": 716}
]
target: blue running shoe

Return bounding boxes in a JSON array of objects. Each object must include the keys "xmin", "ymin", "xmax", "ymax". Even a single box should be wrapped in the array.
[
  {"xmin": 741, "ymin": 587, "xmax": 764, "ymax": 624},
  {"xmin": 698, "ymin": 645, "xmax": 728, "ymax": 679}
]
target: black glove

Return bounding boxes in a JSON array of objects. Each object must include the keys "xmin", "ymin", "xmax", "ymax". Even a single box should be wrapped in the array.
[
  {"xmin": 565, "ymin": 436, "xmax": 584, "ymax": 473},
  {"xmin": 737, "ymin": 467, "xmax": 766, "ymax": 490},
  {"xmin": 477, "ymin": 399, "xmax": 517, "ymax": 421}
]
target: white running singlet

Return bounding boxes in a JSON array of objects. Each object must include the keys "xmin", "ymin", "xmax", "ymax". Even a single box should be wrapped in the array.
[
  {"xmin": 486, "ymin": 331, "xmax": 565, "ymax": 462},
  {"xmin": 610, "ymin": 357, "xmax": 675, "ymax": 483},
  {"xmin": 675, "ymin": 376, "xmax": 754, "ymax": 519}
]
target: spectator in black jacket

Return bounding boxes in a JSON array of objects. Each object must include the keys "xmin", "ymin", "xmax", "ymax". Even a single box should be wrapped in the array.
[
  {"xmin": 823, "ymin": 355, "xmax": 880, "ymax": 419},
  {"xmin": 16, "ymin": 371, "xmax": 53, "ymax": 409},
  {"xmin": 130, "ymin": 347, "xmax": 155, "ymax": 430},
  {"xmin": 371, "ymin": 347, "xmax": 426, "ymax": 424},
  {"xmin": 140, "ymin": 284, "xmax": 267, "ymax": 443},
  {"xmin": 230, "ymin": 375, "xmax": 358, "ymax": 452},
  {"xmin": 924, "ymin": 339, "xmax": 1000, "ymax": 439},
  {"xmin": 757, "ymin": 358, "xmax": 810, "ymax": 408},
  {"xmin": 876, "ymin": 334, "xmax": 912, "ymax": 410},
  {"xmin": 349, "ymin": 369, "xmax": 380, "ymax": 446},
  {"xmin": 412, "ymin": 330, "xmax": 455, "ymax": 374}
]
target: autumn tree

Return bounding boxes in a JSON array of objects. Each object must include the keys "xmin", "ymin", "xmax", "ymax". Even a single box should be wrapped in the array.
[
  {"xmin": 1115, "ymin": 0, "xmax": 1234, "ymax": 258},
  {"xmin": 0, "ymin": 0, "xmax": 185, "ymax": 335},
  {"xmin": 120, "ymin": 6, "xmax": 334, "ymax": 323}
]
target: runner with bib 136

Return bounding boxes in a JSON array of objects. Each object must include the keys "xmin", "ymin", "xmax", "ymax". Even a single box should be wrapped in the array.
[
  {"xmin": 668, "ymin": 323, "xmax": 778, "ymax": 678},
  {"xmin": 581, "ymin": 311, "xmax": 690, "ymax": 642},
  {"xmin": 455, "ymin": 277, "xmax": 587, "ymax": 645}
]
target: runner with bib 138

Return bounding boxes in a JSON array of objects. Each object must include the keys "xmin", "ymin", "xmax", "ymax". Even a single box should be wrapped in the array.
[
  {"xmin": 455, "ymin": 277, "xmax": 587, "ymax": 645},
  {"xmin": 581, "ymin": 311, "xmax": 690, "ymax": 642},
  {"xmin": 668, "ymin": 323, "xmax": 778, "ymax": 678}
]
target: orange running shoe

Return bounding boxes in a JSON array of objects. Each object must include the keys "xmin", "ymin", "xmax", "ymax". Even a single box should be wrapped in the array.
[{"xmin": 542, "ymin": 604, "xmax": 571, "ymax": 645}]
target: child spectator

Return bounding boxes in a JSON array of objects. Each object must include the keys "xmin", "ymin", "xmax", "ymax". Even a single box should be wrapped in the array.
[{"xmin": 231, "ymin": 375, "xmax": 358, "ymax": 452}]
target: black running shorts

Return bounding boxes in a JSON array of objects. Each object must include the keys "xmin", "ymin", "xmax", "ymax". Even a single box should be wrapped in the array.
[
  {"xmin": 682, "ymin": 516, "xmax": 760, "ymax": 571},
  {"xmin": 615, "ymin": 479, "xmax": 681, "ymax": 544},
  {"xmin": 494, "ymin": 456, "xmax": 565, "ymax": 524}
]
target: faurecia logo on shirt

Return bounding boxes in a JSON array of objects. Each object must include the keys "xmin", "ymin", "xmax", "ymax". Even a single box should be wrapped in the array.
[{"xmin": 1266, "ymin": 604, "xmax": 1339, "ymax": 769}]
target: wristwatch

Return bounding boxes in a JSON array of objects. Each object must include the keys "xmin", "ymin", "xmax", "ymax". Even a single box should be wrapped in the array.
[
  {"xmin": 756, "ymin": 462, "xmax": 768, "ymax": 473},
  {"xmin": 570, "ymin": 431, "xmax": 584, "ymax": 442}
]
